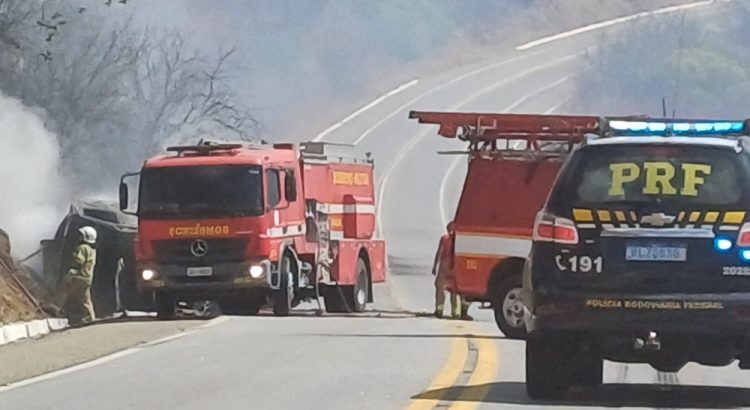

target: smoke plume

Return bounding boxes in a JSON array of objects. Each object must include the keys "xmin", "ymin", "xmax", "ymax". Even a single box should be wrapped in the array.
[{"xmin": 0, "ymin": 94, "xmax": 67, "ymax": 258}]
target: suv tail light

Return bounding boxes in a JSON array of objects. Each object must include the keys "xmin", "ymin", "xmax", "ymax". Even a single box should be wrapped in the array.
[
  {"xmin": 737, "ymin": 223, "xmax": 750, "ymax": 247},
  {"xmin": 533, "ymin": 212, "xmax": 579, "ymax": 244}
]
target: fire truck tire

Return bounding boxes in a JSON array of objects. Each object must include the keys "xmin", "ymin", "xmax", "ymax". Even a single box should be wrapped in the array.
[
  {"xmin": 493, "ymin": 274, "xmax": 527, "ymax": 339},
  {"xmin": 155, "ymin": 291, "xmax": 176, "ymax": 320},
  {"xmin": 526, "ymin": 335, "xmax": 571, "ymax": 400},
  {"xmin": 323, "ymin": 258, "xmax": 369, "ymax": 313},
  {"xmin": 272, "ymin": 253, "xmax": 293, "ymax": 316},
  {"xmin": 350, "ymin": 258, "xmax": 369, "ymax": 312},
  {"xmin": 322, "ymin": 287, "xmax": 346, "ymax": 313}
]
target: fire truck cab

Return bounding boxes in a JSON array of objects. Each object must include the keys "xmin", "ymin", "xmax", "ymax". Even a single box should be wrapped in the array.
[
  {"xmin": 119, "ymin": 141, "xmax": 386, "ymax": 318},
  {"xmin": 410, "ymin": 111, "xmax": 589, "ymax": 338}
]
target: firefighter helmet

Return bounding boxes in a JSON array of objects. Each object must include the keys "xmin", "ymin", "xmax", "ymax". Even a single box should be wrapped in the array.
[{"xmin": 79, "ymin": 226, "xmax": 97, "ymax": 244}]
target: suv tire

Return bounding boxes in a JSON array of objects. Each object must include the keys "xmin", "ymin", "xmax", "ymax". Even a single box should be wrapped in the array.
[
  {"xmin": 526, "ymin": 335, "xmax": 571, "ymax": 400},
  {"xmin": 494, "ymin": 274, "xmax": 527, "ymax": 339}
]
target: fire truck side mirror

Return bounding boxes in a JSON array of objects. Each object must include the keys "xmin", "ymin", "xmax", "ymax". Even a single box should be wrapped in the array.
[
  {"xmin": 285, "ymin": 170, "xmax": 298, "ymax": 202},
  {"xmin": 119, "ymin": 171, "xmax": 140, "ymax": 215},
  {"xmin": 119, "ymin": 182, "xmax": 128, "ymax": 211}
]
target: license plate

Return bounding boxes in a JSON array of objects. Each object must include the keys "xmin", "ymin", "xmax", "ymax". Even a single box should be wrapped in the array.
[
  {"xmin": 626, "ymin": 244, "xmax": 687, "ymax": 262},
  {"xmin": 186, "ymin": 267, "xmax": 213, "ymax": 277}
]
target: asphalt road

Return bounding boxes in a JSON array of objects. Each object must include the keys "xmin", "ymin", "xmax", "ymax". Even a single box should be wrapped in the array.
[{"xmin": 4, "ymin": 2, "xmax": 750, "ymax": 409}]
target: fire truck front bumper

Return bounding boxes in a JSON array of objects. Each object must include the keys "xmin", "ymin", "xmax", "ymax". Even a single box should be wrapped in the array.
[{"xmin": 137, "ymin": 260, "xmax": 273, "ymax": 295}]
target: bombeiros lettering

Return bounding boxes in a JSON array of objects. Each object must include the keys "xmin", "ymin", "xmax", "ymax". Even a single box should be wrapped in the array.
[{"xmin": 169, "ymin": 224, "xmax": 230, "ymax": 237}]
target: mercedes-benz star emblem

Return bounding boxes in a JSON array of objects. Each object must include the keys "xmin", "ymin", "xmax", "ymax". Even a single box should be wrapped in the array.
[{"xmin": 190, "ymin": 239, "xmax": 208, "ymax": 257}]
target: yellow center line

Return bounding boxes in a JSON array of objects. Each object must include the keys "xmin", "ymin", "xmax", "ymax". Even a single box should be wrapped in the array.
[
  {"xmin": 406, "ymin": 327, "xmax": 469, "ymax": 410},
  {"xmin": 448, "ymin": 325, "xmax": 500, "ymax": 410}
]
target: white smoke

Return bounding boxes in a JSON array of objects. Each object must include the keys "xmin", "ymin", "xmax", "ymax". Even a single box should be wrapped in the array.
[{"xmin": 0, "ymin": 94, "xmax": 67, "ymax": 258}]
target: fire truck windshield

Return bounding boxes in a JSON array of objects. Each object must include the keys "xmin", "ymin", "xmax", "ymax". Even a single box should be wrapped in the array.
[{"xmin": 139, "ymin": 165, "xmax": 264, "ymax": 219}]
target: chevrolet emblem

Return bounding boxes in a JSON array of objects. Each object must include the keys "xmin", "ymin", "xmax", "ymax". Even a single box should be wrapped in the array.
[{"xmin": 640, "ymin": 213, "xmax": 676, "ymax": 227}]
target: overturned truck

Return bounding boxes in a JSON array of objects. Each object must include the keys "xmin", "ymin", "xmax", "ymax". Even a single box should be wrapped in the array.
[{"xmin": 41, "ymin": 200, "xmax": 152, "ymax": 317}]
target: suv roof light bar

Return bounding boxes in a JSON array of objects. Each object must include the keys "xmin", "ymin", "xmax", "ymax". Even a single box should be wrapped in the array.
[{"xmin": 605, "ymin": 118, "xmax": 748, "ymax": 136}]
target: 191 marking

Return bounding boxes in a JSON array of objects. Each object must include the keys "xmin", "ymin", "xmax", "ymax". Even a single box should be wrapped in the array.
[{"xmin": 556, "ymin": 255, "xmax": 603, "ymax": 273}]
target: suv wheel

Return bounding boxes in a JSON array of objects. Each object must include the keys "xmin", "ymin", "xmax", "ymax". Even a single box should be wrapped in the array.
[
  {"xmin": 526, "ymin": 335, "xmax": 571, "ymax": 400},
  {"xmin": 571, "ymin": 350, "xmax": 603, "ymax": 387},
  {"xmin": 494, "ymin": 275, "xmax": 527, "ymax": 339}
]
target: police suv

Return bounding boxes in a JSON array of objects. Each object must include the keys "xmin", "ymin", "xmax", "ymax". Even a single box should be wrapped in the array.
[{"xmin": 524, "ymin": 119, "xmax": 750, "ymax": 399}]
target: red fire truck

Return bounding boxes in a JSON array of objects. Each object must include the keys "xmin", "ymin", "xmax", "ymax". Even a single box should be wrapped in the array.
[
  {"xmin": 119, "ymin": 141, "xmax": 386, "ymax": 318},
  {"xmin": 410, "ymin": 111, "xmax": 595, "ymax": 338}
]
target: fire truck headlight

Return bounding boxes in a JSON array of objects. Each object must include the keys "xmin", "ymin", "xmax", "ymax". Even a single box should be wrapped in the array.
[
  {"xmin": 249, "ymin": 265, "xmax": 264, "ymax": 279},
  {"xmin": 141, "ymin": 269, "xmax": 157, "ymax": 281}
]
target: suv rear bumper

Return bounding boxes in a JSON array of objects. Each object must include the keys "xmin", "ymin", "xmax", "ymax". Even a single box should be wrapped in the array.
[{"xmin": 529, "ymin": 291, "xmax": 750, "ymax": 336}]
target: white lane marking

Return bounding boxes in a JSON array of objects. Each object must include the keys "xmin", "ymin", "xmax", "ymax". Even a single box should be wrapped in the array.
[
  {"xmin": 0, "ymin": 348, "xmax": 140, "ymax": 393},
  {"xmin": 455, "ymin": 234, "xmax": 532, "ymax": 258},
  {"xmin": 0, "ymin": 316, "xmax": 231, "ymax": 393},
  {"xmin": 516, "ymin": 0, "xmax": 716, "ymax": 51},
  {"xmin": 439, "ymin": 156, "xmax": 465, "ymax": 228},
  {"xmin": 437, "ymin": 76, "xmax": 572, "ymax": 226},
  {"xmin": 134, "ymin": 330, "xmax": 198, "ymax": 348},
  {"xmin": 313, "ymin": 79, "xmax": 419, "ymax": 142},
  {"xmin": 544, "ymin": 96, "xmax": 572, "ymax": 115},
  {"xmin": 346, "ymin": 2, "xmax": 715, "ymax": 149},
  {"xmin": 197, "ymin": 315, "xmax": 232, "ymax": 329},
  {"xmin": 351, "ymin": 50, "xmax": 547, "ymax": 146},
  {"xmin": 376, "ymin": 53, "xmax": 579, "ymax": 237}
]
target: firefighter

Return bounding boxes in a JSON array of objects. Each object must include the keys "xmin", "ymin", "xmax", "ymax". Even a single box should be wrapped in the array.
[
  {"xmin": 52, "ymin": 226, "xmax": 97, "ymax": 325},
  {"xmin": 432, "ymin": 222, "xmax": 462, "ymax": 319}
]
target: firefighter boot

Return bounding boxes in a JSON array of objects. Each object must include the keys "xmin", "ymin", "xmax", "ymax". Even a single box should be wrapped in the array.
[
  {"xmin": 451, "ymin": 293, "xmax": 462, "ymax": 319},
  {"xmin": 435, "ymin": 304, "xmax": 444, "ymax": 319},
  {"xmin": 460, "ymin": 301, "xmax": 474, "ymax": 321}
]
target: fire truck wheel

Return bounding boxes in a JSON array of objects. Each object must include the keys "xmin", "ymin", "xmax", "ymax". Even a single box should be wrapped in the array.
[
  {"xmin": 350, "ymin": 258, "xmax": 369, "ymax": 312},
  {"xmin": 155, "ymin": 292, "xmax": 176, "ymax": 320},
  {"xmin": 322, "ymin": 287, "xmax": 346, "ymax": 313},
  {"xmin": 493, "ymin": 275, "xmax": 527, "ymax": 339},
  {"xmin": 272, "ymin": 253, "xmax": 293, "ymax": 316}
]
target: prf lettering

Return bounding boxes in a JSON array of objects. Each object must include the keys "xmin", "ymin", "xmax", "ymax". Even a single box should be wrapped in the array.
[{"xmin": 609, "ymin": 162, "xmax": 711, "ymax": 197}]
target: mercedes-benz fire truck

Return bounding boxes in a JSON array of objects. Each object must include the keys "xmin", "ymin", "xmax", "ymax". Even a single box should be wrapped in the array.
[{"xmin": 119, "ymin": 141, "xmax": 386, "ymax": 318}]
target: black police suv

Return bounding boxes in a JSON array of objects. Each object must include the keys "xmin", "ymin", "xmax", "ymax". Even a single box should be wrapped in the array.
[{"xmin": 523, "ymin": 130, "xmax": 750, "ymax": 399}]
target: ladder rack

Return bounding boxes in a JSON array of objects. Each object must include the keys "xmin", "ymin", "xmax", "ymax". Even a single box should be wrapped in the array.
[{"xmin": 410, "ymin": 111, "xmax": 600, "ymax": 159}]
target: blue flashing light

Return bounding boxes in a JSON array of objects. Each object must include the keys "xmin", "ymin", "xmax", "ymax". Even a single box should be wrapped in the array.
[
  {"xmin": 715, "ymin": 237, "xmax": 733, "ymax": 252},
  {"xmin": 647, "ymin": 122, "xmax": 668, "ymax": 133},
  {"xmin": 608, "ymin": 119, "xmax": 746, "ymax": 137},
  {"xmin": 740, "ymin": 249, "xmax": 750, "ymax": 262}
]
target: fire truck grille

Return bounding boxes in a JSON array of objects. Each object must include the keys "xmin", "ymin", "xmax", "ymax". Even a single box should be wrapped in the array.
[{"xmin": 152, "ymin": 239, "xmax": 248, "ymax": 263}]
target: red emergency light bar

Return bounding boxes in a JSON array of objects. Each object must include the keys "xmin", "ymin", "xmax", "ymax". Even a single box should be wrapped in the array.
[
  {"xmin": 166, "ymin": 142, "xmax": 244, "ymax": 156},
  {"xmin": 408, "ymin": 111, "xmax": 600, "ymax": 142}
]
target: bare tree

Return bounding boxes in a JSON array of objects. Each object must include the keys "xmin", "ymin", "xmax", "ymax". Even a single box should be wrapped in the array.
[{"xmin": 0, "ymin": 1, "xmax": 258, "ymax": 193}]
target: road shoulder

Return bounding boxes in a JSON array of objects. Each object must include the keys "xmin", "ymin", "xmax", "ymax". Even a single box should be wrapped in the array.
[{"xmin": 0, "ymin": 318, "xmax": 206, "ymax": 386}]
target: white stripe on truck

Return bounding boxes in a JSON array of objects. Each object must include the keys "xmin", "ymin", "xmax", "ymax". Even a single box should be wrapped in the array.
[
  {"xmin": 454, "ymin": 234, "xmax": 532, "ymax": 258},
  {"xmin": 317, "ymin": 203, "xmax": 376, "ymax": 215}
]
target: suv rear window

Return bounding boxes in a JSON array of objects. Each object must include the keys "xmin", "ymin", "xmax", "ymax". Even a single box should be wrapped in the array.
[{"xmin": 553, "ymin": 144, "xmax": 745, "ymax": 208}]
